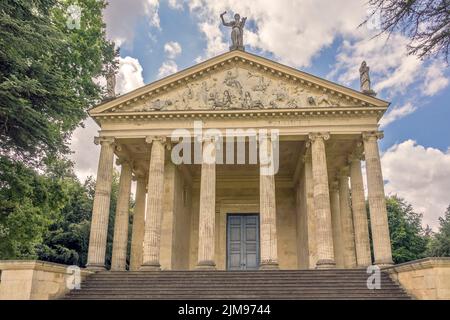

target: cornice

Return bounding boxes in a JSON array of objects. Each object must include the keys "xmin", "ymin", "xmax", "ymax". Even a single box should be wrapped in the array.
[{"xmin": 92, "ymin": 106, "xmax": 387, "ymax": 123}]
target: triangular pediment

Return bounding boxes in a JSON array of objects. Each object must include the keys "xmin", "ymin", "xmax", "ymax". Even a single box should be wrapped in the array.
[{"xmin": 90, "ymin": 50, "xmax": 389, "ymax": 117}]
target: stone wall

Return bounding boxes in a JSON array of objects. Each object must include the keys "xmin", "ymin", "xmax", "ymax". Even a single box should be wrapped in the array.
[
  {"xmin": 385, "ymin": 257, "xmax": 450, "ymax": 300},
  {"xmin": 0, "ymin": 260, "xmax": 91, "ymax": 300}
]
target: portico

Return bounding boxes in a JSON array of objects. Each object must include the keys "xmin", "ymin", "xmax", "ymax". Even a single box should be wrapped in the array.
[{"xmin": 86, "ymin": 50, "xmax": 393, "ymax": 271}]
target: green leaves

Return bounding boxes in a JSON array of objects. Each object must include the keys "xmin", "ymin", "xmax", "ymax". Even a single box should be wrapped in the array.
[
  {"xmin": 385, "ymin": 196, "xmax": 430, "ymax": 263},
  {"xmin": 0, "ymin": 0, "xmax": 115, "ymax": 164},
  {"xmin": 427, "ymin": 206, "xmax": 450, "ymax": 257}
]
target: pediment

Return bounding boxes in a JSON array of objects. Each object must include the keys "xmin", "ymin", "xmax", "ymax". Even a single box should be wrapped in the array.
[{"xmin": 90, "ymin": 51, "xmax": 389, "ymax": 117}]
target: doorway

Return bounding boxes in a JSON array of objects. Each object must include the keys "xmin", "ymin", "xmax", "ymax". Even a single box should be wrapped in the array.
[{"xmin": 226, "ymin": 214, "xmax": 260, "ymax": 270}]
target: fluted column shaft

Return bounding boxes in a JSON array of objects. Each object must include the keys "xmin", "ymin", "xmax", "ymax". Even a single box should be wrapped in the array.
[
  {"xmin": 111, "ymin": 160, "xmax": 133, "ymax": 271},
  {"xmin": 141, "ymin": 136, "xmax": 166, "ymax": 270},
  {"xmin": 197, "ymin": 137, "xmax": 217, "ymax": 269},
  {"xmin": 339, "ymin": 173, "xmax": 357, "ymax": 268},
  {"xmin": 309, "ymin": 133, "xmax": 335, "ymax": 268},
  {"xmin": 259, "ymin": 134, "xmax": 279, "ymax": 269},
  {"xmin": 349, "ymin": 155, "xmax": 372, "ymax": 267},
  {"xmin": 363, "ymin": 132, "xmax": 393, "ymax": 266},
  {"xmin": 87, "ymin": 137, "xmax": 115, "ymax": 271},
  {"xmin": 330, "ymin": 182, "xmax": 344, "ymax": 268},
  {"xmin": 130, "ymin": 177, "xmax": 147, "ymax": 271},
  {"xmin": 304, "ymin": 150, "xmax": 317, "ymax": 268}
]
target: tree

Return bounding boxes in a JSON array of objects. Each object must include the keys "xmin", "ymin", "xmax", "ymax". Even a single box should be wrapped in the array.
[
  {"xmin": 0, "ymin": 157, "xmax": 66, "ymax": 259},
  {"xmin": 0, "ymin": 0, "xmax": 115, "ymax": 165},
  {"xmin": 363, "ymin": 0, "xmax": 450, "ymax": 62},
  {"xmin": 36, "ymin": 169, "xmax": 125, "ymax": 268},
  {"xmin": 428, "ymin": 205, "xmax": 450, "ymax": 256},
  {"xmin": 385, "ymin": 196, "xmax": 430, "ymax": 263}
]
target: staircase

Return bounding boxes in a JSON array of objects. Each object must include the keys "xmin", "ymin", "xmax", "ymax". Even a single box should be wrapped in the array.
[{"xmin": 64, "ymin": 269, "xmax": 410, "ymax": 300}]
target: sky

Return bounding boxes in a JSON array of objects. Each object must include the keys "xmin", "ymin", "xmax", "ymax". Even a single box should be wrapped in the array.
[{"xmin": 69, "ymin": 0, "xmax": 450, "ymax": 229}]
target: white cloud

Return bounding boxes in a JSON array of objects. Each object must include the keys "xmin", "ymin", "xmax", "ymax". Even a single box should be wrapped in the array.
[
  {"xmin": 70, "ymin": 56, "xmax": 145, "ymax": 182},
  {"xmin": 168, "ymin": 0, "xmax": 184, "ymax": 10},
  {"xmin": 69, "ymin": 117, "xmax": 101, "ymax": 182},
  {"xmin": 187, "ymin": 0, "xmax": 369, "ymax": 66},
  {"xmin": 164, "ymin": 41, "xmax": 182, "ymax": 59},
  {"xmin": 116, "ymin": 56, "xmax": 145, "ymax": 95},
  {"xmin": 379, "ymin": 103, "xmax": 417, "ymax": 128},
  {"xmin": 158, "ymin": 60, "xmax": 178, "ymax": 78},
  {"xmin": 103, "ymin": 0, "xmax": 160, "ymax": 47},
  {"xmin": 423, "ymin": 61, "xmax": 449, "ymax": 96},
  {"xmin": 187, "ymin": 1, "xmax": 448, "ymax": 99},
  {"xmin": 381, "ymin": 140, "xmax": 450, "ymax": 229},
  {"xmin": 330, "ymin": 33, "xmax": 422, "ymax": 95}
]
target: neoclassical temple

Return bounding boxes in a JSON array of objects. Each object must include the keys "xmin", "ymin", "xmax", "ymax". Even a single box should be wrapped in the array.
[{"xmin": 86, "ymin": 48, "xmax": 393, "ymax": 272}]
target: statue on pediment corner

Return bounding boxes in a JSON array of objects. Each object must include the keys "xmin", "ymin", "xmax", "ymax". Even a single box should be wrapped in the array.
[{"xmin": 359, "ymin": 61, "xmax": 376, "ymax": 96}]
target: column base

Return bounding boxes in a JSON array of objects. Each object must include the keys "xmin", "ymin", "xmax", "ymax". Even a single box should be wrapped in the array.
[
  {"xmin": 85, "ymin": 263, "xmax": 106, "ymax": 272},
  {"xmin": 196, "ymin": 260, "xmax": 216, "ymax": 270},
  {"xmin": 110, "ymin": 266, "xmax": 126, "ymax": 272},
  {"xmin": 315, "ymin": 259, "xmax": 336, "ymax": 269},
  {"xmin": 139, "ymin": 263, "xmax": 161, "ymax": 271},
  {"xmin": 374, "ymin": 260, "xmax": 394, "ymax": 268},
  {"xmin": 259, "ymin": 262, "xmax": 279, "ymax": 270}
]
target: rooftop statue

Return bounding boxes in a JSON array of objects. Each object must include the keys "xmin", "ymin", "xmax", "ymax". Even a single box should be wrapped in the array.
[
  {"xmin": 220, "ymin": 11, "xmax": 247, "ymax": 51},
  {"xmin": 359, "ymin": 61, "xmax": 376, "ymax": 96}
]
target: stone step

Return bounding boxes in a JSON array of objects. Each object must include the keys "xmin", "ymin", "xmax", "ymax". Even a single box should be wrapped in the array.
[
  {"xmin": 65, "ymin": 270, "xmax": 410, "ymax": 300},
  {"xmin": 82, "ymin": 282, "xmax": 401, "ymax": 288},
  {"xmin": 65, "ymin": 293, "xmax": 410, "ymax": 300}
]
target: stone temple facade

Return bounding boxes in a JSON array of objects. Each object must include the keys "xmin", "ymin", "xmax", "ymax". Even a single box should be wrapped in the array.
[{"xmin": 86, "ymin": 50, "xmax": 393, "ymax": 272}]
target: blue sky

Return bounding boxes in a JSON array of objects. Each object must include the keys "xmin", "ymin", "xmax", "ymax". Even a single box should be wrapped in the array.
[{"xmin": 70, "ymin": 0, "xmax": 450, "ymax": 228}]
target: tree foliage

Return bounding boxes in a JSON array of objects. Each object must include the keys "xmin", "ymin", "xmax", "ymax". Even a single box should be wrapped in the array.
[
  {"xmin": 364, "ymin": 0, "xmax": 450, "ymax": 62},
  {"xmin": 0, "ymin": 0, "xmax": 115, "ymax": 164},
  {"xmin": 385, "ymin": 196, "xmax": 430, "ymax": 263},
  {"xmin": 0, "ymin": 157, "xmax": 65, "ymax": 259},
  {"xmin": 428, "ymin": 205, "xmax": 450, "ymax": 256}
]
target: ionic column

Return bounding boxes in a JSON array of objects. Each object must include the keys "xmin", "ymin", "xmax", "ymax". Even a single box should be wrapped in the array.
[
  {"xmin": 349, "ymin": 150, "xmax": 372, "ymax": 267},
  {"xmin": 363, "ymin": 132, "xmax": 393, "ymax": 266},
  {"xmin": 309, "ymin": 133, "xmax": 335, "ymax": 269},
  {"xmin": 197, "ymin": 136, "xmax": 217, "ymax": 270},
  {"xmin": 330, "ymin": 181, "xmax": 344, "ymax": 268},
  {"xmin": 111, "ymin": 159, "xmax": 133, "ymax": 271},
  {"xmin": 130, "ymin": 176, "xmax": 147, "ymax": 271},
  {"xmin": 141, "ymin": 136, "xmax": 167, "ymax": 271},
  {"xmin": 86, "ymin": 137, "xmax": 115, "ymax": 271},
  {"xmin": 304, "ymin": 149, "xmax": 317, "ymax": 268},
  {"xmin": 339, "ymin": 170, "xmax": 357, "ymax": 268},
  {"xmin": 259, "ymin": 134, "xmax": 279, "ymax": 269}
]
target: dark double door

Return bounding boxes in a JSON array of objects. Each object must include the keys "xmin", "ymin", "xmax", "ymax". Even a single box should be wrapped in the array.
[{"xmin": 227, "ymin": 214, "xmax": 260, "ymax": 270}]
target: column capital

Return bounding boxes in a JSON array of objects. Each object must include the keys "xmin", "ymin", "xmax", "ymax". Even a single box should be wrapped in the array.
[
  {"xmin": 145, "ymin": 135, "xmax": 166, "ymax": 144},
  {"xmin": 116, "ymin": 158, "xmax": 132, "ymax": 167},
  {"xmin": 145, "ymin": 136, "xmax": 172, "ymax": 150},
  {"xmin": 330, "ymin": 180, "xmax": 339, "ymax": 192},
  {"xmin": 200, "ymin": 134, "xmax": 221, "ymax": 144},
  {"xmin": 362, "ymin": 131, "xmax": 384, "ymax": 142},
  {"xmin": 308, "ymin": 132, "xmax": 330, "ymax": 142},
  {"xmin": 94, "ymin": 136, "xmax": 115, "ymax": 146},
  {"xmin": 338, "ymin": 166, "xmax": 350, "ymax": 178},
  {"xmin": 348, "ymin": 143, "xmax": 365, "ymax": 162}
]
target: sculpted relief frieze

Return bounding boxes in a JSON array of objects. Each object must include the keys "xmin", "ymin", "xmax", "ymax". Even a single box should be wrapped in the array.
[{"xmin": 116, "ymin": 66, "xmax": 359, "ymax": 113}]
